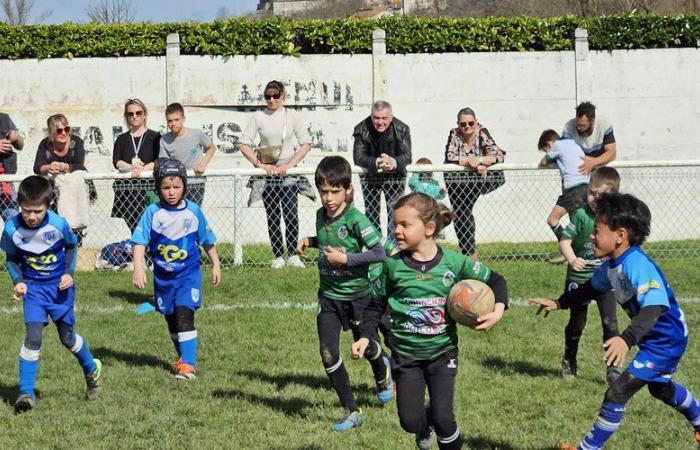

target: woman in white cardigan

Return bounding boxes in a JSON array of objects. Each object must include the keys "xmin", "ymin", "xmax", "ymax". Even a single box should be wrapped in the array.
[{"xmin": 238, "ymin": 80, "xmax": 312, "ymax": 269}]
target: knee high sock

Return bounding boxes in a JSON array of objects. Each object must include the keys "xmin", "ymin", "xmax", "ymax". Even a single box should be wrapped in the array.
[
  {"xmin": 70, "ymin": 335, "xmax": 97, "ymax": 376},
  {"xmin": 663, "ymin": 382, "xmax": 700, "ymax": 431},
  {"xmin": 18, "ymin": 345, "xmax": 40, "ymax": 397},
  {"xmin": 578, "ymin": 401, "xmax": 626, "ymax": 450},
  {"xmin": 178, "ymin": 331, "xmax": 198, "ymax": 366},
  {"xmin": 324, "ymin": 357, "xmax": 357, "ymax": 412}
]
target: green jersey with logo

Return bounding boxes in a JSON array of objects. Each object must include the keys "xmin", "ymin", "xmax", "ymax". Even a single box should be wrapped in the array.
[
  {"xmin": 374, "ymin": 247, "xmax": 492, "ymax": 360},
  {"xmin": 562, "ymin": 205, "xmax": 603, "ymax": 283},
  {"xmin": 316, "ymin": 205, "xmax": 381, "ymax": 301}
]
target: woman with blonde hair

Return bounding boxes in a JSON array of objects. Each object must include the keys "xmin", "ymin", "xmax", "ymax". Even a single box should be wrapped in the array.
[{"xmin": 111, "ymin": 98, "xmax": 161, "ymax": 232}]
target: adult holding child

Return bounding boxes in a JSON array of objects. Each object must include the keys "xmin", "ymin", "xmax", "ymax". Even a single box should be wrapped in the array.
[
  {"xmin": 238, "ymin": 80, "xmax": 313, "ymax": 269},
  {"xmin": 111, "ymin": 98, "xmax": 161, "ymax": 232},
  {"xmin": 443, "ymin": 107, "xmax": 505, "ymax": 260},
  {"xmin": 353, "ymin": 100, "xmax": 412, "ymax": 240},
  {"xmin": 562, "ymin": 101, "xmax": 616, "ymax": 175}
]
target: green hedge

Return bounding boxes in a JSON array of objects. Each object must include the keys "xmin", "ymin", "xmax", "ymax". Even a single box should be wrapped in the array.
[{"xmin": 0, "ymin": 14, "xmax": 698, "ymax": 59}]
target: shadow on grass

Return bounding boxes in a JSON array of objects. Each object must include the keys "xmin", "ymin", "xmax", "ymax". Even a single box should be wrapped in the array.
[
  {"xmin": 236, "ymin": 369, "xmax": 376, "ymax": 397},
  {"xmin": 212, "ymin": 388, "xmax": 314, "ymax": 416},
  {"xmin": 0, "ymin": 381, "xmax": 19, "ymax": 406},
  {"xmin": 108, "ymin": 289, "xmax": 150, "ymax": 305},
  {"xmin": 92, "ymin": 346, "xmax": 170, "ymax": 371},
  {"xmin": 480, "ymin": 357, "xmax": 560, "ymax": 378},
  {"xmin": 465, "ymin": 435, "xmax": 559, "ymax": 450}
]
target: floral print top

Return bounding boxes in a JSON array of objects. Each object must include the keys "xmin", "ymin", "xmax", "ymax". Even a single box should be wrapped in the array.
[{"xmin": 444, "ymin": 124, "xmax": 505, "ymax": 164}]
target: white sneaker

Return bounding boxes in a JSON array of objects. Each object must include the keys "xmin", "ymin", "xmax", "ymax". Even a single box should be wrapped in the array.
[
  {"xmin": 287, "ymin": 255, "xmax": 305, "ymax": 268},
  {"xmin": 271, "ymin": 257, "xmax": 286, "ymax": 269}
]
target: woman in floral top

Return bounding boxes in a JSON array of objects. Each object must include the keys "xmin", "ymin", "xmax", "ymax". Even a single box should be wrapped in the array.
[{"xmin": 443, "ymin": 107, "xmax": 505, "ymax": 259}]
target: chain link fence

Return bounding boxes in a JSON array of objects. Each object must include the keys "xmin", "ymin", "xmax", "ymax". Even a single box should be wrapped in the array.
[{"xmin": 1, "ymin": 161, "xmax": 698, "ymax": 271}]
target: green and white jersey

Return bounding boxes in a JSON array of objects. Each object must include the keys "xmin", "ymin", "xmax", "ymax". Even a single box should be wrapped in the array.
[
  {"xmin": 375, "ymin": 246, "xmax": 492, "ymax": 360},
  {"xmin": 316, "ymin": 205, "xmax": 381, "ymax": 301},
  {"xmin": 562, "ymin": 205, "xmax": 603, "ymax": 283}
]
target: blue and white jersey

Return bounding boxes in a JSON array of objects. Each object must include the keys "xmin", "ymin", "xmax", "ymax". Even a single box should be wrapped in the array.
[
  {"xmin": 131, "ymin": 201, "xmax": 216, "ymax": 279},
  {"xmin": 545, "ymin": 139, "xmax": 589, "ymax": 190},
  {"xmin": 591, "ymin": 246, "xmax": 688, "ymax": 363},
  {"xmin": 0, "ymin": 210, "xmax": 77, "ymax": 281}
]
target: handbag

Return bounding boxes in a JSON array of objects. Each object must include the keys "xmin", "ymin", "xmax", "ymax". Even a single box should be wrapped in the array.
[{"xmin": 255, "ymin": 110, "xmax": 287, "ymax": 165}]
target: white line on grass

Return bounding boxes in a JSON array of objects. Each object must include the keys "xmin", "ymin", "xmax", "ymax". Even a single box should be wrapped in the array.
[{"xmin": 0, "ymin": 298, "xmax": 699, "ymax": 314}]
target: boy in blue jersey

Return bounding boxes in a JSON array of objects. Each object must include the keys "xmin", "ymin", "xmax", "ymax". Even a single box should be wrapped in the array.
[
  {"xmin": 1, "ymin": 176, "xmax": 103, "ymax": 413},
  {"xmin": 132, "ymin": 158, "xmax": 221, "ymax": 381},
  {"xmin": 530, "ymin": 193, "xmax": 700, "ymax": 449},
  {"xmin": 538, "ymin": 129, "xmax": 590, "ymax": 264}
]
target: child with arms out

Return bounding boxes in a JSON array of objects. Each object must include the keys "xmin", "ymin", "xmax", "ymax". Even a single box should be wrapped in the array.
[
  {"xmin": 558, "ymin": 167, "xmax": 621, "ymax": 382},
  {"xmin": 131, "ymin": 158, "xmax": 221, "ymax": 380},
  {"xmin": 352, "ymin": 192, "xmax": 509, "ymax": 449},
  {"xmin": 1, "ymin": 176, "xmax": 103, "ymax": 412},
  {"xmin": 297, "ymin": 156, "xmax": 393, "ymax": 432},
  {"xmin": 530, "ymin": 193, "xmax": 700, "ymax": 449}
]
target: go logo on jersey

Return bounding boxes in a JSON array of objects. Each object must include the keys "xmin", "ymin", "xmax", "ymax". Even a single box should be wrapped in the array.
[
  {"xmin": 26, "ymin": 253, "xmax": 57, "ymax": 270},
  {"xmin": 157, "ymin": 244, "xmax": 188, "ymax": 262}
]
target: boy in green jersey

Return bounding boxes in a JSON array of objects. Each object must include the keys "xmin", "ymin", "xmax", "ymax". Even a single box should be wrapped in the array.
[
  {"xmin": 297, "ymin": 156, "xmax": 393, "ymax": 432},
  {"xmin": 352, "ymin": 192, "xmax": 509, "ymax": 450},
  {"xmin": 559, "ymin": 167, "xmax": 621, "ymax": 382}
]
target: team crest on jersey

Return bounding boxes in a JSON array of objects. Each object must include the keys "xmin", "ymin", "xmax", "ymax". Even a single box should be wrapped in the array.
[
  {"xmin": 337, "ymin": 225, "xmax": 349, "ymax": 239},
  {"xmin": 191, "ymin": 288, "xmax": 200, "ymax": 303},
  {"xmin": 43, "ymin": 231, "xmax": 56, "ymax": 244},
  {"xmin": 442, "ymin": 271, "xmax": 456, "ymax": 287}
]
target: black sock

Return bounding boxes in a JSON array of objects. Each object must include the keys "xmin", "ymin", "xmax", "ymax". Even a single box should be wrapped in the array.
[
  {"xmin": 550, "ymin": 223, "xmax": 564, "ymax": 240},
  {"xmin": 364, "ymin": 340, "xmax": 388, "ymax": 383},
  {"xmin": 325, "ymin": 358, "xmax": 358, "ymax": 411}
]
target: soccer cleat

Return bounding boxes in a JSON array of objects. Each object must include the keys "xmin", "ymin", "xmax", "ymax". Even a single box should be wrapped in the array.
[
  {"xmin": 172, "ymin": 357, "xmax": 183, "ymax": 372},
  {"xmin": 606, "ymin": 366, "xmax": 621, "ymax": 385},
  {"xmin": 375, "ymin": 364, "xmax": 395, "ymax": 406},
  {"xmin": 14, "ymin": 394, "xmax": 34, "ymax": 413},
  {"xmin": 694, "ymin": 430, "xmax": 700, "ymax": 447},
  {"xmin": 286, "ymin": 255, "xmax": 305, "ymax": 268},
  {"xmin": 415, "ymin": 426, "xmax": 435, "ymax": 449},
  {"xmin": 557, "ymin": 444, "xmax": 577, "ymax": 450},
  {"xmin": 332, "ymin": 408, "xmax": 364, "ymax": 432},
  {"xmin": 561, "ymin": 359, "xmax": 577, "ymax": 379},
  {"xmin": 271, "ymin": 257, "xmax": 286, "ymax": 269},
  {"xmin": 174, "ymin": 361, "xmax": 197, "ymax": 381},
  {"xmin": 549, "ymin": 254, "xmax": 567, "ymax": 265},
  {"xmin": 85, "ymin": 359, "xmax": 103, "ymax": 401}
]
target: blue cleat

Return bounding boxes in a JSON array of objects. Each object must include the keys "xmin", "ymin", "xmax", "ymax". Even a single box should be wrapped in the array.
[
  {"xmin": 332, "ymin": 408, "xmax": 364, "ymax": 432},
  {"xmin": 376, "ymin": 356, "xmax": 394, "ymax": 406}
]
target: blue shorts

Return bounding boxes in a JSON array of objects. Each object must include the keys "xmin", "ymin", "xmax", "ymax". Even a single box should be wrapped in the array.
[
  {"xmin": 23, "ymin": 278, "xmax": 76, "ymax": 325},
  {"xmin": 627, "ymin": 346, "xmax": 686, "ymax": 383},
  {"xmin": 153, "ymin": 271, "xmax": 202, "ymax": 315}
]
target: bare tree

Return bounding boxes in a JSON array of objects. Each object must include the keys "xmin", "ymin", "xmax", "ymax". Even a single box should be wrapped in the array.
[
  {"xmin": 2, "ymin": 0, "xmax": 52, "ymax": 24},
  {"xmin": 215, "ymin": 5, "xmax": 233, "ymax": 20},
  {"xmin": 87, "ymin": 0, "xmax": 137, "ymax": 24}
]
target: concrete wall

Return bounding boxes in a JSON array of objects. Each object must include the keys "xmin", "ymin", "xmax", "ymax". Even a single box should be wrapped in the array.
[{"xmin": 2, "ymin": 31, "xmax": 699, "ymax": 246}]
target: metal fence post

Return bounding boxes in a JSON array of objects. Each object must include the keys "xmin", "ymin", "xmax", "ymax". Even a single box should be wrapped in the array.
[{"xmin": 233, "ymin": 174, "xmax": 244, "ymax": 266}]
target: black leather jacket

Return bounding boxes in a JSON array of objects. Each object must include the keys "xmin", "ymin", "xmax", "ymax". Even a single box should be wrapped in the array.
[{"xmin": 352, "ymin": 116, "xmax": 412, "ymax": 176}]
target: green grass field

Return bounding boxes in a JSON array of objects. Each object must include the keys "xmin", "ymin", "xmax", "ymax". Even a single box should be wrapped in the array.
[{"xmin": 0, "ymin": 258, "xmax": 698, "ymax": 449}]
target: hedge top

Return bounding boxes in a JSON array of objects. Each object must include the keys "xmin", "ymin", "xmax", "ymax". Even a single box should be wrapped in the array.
[{"xmin": 0, "ymin": 14, "xmax": 698, "ymax": 59}]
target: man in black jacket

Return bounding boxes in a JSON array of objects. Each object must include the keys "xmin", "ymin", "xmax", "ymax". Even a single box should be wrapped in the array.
[
  {"xmin": 353, "ymin": 101, "xmax": 411, "ymax": 239},
  {"xmin": 0, "ymin": 112, "xmax": 24, "ymax": 221}
]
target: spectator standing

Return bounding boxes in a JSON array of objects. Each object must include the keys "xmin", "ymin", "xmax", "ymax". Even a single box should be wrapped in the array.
[
  {"xmin": 0, "ymin": 112, "xmax": 24, "ymax": 221},
  {"xmin": 562, "ymin": 101, "xmax": 617, "ymax": 175}
]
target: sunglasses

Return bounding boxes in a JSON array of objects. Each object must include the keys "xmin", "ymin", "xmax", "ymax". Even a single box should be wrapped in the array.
[
  {"xmin": 264, "ymin": 93, "xmax": 281, "ymax": 100},
  {"xmin": 127, "ymin": 110, "xmax": 144, "ymax": 118},
  {"xmin": 54, "ymin": 126, "xmax": 71, "ymax": 135},
  {"xmin": 459, "ymin": 121, "xmax": 475, "ymax": 128}
]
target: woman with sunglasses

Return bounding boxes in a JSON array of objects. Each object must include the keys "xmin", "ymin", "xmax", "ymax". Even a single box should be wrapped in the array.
[
  {"xmin": 444, "ymin": 107, "xmax": 505, "ymax": 260},
  {"xmin": 111, "ymin": 99, "xmax": 161, "ymax": 232},
  {"xmin": 34, "ymin": 114, "xmax": 87, "ymax": 176},
  {"xmin": 238, "ymin": 80, "xmax": 312, "ymax": 269}
]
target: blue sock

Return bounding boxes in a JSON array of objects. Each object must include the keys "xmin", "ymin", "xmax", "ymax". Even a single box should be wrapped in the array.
[
  {"xmin": 170, "ymin": 332, "xmax": 182, "ymax": 357},
  {"xmin": 18, "ymin": 345, "xmax": 40, "ymax": 397},
  {"xmin": 578, "ymin": 401, "xmax": 626, "ymax": 450},
  {"xmin": 665, "ymin": 382, "xmax": 700, "ymax": 431},
  {"xmin": 178, "ymin": 331, "xmax": 198, "ymax": 366},
  {"xmin": 70, "ymin": 335, "xmax": 97, "ymax": 376}
]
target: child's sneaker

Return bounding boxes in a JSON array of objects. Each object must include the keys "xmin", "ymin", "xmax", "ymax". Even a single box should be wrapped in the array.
[
  {"xmin": 174, "ymin": 361, "xmax": 197, "ymax": 381},
  {"xmin": 14, "ymin": 394, "xmax": 34, "ymax": 413},
  {"xmin": 172, "ymin": 357, "xmax": 183, "ymax": 372},
  {"xmin": 375, "ymin": 361, "xmax": 394, "ymax": 406},
  {"xmin": 415, "ymin": 426, "xmax": 435, "ymax": 449},
  {"xmin": 606, "ymin": 366, "xmax": 621, "ymax": 385},
  {"xmin": 332, "ymin": 408, "xmax": 364, "ymax": 432},
  {"xmin": 271, "ymin": 257, "xmax": 286, "ymax": 269},
  {"xmin": 85, "ymin": 359, "xmax": 103, "ymax": 401},
  {"xmin": 561, "ymin": 358, "xmax": 577, "ymax": 379}
]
